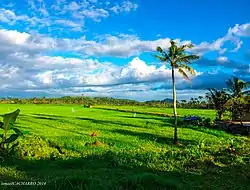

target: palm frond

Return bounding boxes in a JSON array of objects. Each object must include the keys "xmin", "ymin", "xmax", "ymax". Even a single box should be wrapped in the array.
[
  {"xmin": 169, "ymin": 41, "xmax": 177, "ymax": 58},
  {"xmin": 226, "ymin": 78, "xmax": 233, "ymax": 88},
  {"xmin": 177, "ymin": 55, "xmax": 200, "ymax": 63},
  {"xmin": 179, "ymin": 44, "xmax": 194, "ymax": 51},
  {"xmin": 180, "ymin": 64, "xmax": 196, "ymax": 76},
  {"xmin": 243, "ymin": 90, "xmax": 250, "ymax": 95},
  {"xmin": 226, "ymin": 76, "xmax": 249, "ymax": 97},
  {"xmin": 206, "ymin": 88, "xmax": 230, "ymax": 110},
  {"xmin": 239, "ymin": 80, "xmax": 249, "ymax": 89},
  {"xmin": 153, "ymin": 54, "xmax": 168, "ymax": 62},
  {"xmin": 178, "ymin": 68, "xmax": 190, "ymax": 81},
  {"xmin": 156, "ymin": 46, "xmax": 164, "ymax": 53},
  {"xmin": 155, "ymin": 46, "xmax": 170, "ymax": 62}
]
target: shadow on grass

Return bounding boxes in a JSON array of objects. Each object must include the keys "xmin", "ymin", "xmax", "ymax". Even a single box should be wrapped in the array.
[
  {"xmin": 95, "ymin": 107, "xmax": 174, "ymax": 117},
  {"xmin": 19, "ymin": 116, "xmax": 88, "ymax": 137},
  {"xmin": 18, "ymin": 114, "xmax": 234, "ymax": 141},
  {"xmin": 1, "ymin": 151, "xmax": 249, "ymax": 190},
  {"xmin": 31, "ymin": 115, "xmax": 59, "ymax": 121},
  {"xmin": 20, "ymin": 114, "xmax": 151, "ymax": 130},
  {"xmin": 119, "ymin": 115, "xmax": 172, "ymax": 123},
  {"xmin": 32, "ymin": 113, "xmax": 64, "ymax": 118},
  {"xmin": 76, "ymin": 117, "xmax": 150, "ymax": 129},
  {"xmin": 184, "ymin": 125, "xmax": 229, "ymax": 137},
  {"xmin": 112, "ymin": 129, "xmax": 197, "ymax": 146}
]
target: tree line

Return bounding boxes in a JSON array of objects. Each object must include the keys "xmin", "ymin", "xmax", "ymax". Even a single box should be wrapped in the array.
[{"xmin": 0, "ymin": 95, "xmax": 224, "ymax": 109}]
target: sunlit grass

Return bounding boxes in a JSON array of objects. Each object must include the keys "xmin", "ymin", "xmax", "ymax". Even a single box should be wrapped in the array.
[
  {"xmin": 0, "ymin": 104, "xmax": 249, "ymax": 190},
  {"xmin": 95, "ymin": 105, "xmax": 217, "ymax": 119}
]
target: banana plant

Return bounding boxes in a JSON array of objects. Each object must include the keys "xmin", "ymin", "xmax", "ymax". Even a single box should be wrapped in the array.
[{"xmin": 0, "ymin": 109, "xmax": 22, "ymax": 155}]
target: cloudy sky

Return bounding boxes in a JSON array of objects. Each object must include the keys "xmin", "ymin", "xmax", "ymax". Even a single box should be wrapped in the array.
[{"xmin": 0, "ymin": 0, "xmax": 250, "ymax": 101}]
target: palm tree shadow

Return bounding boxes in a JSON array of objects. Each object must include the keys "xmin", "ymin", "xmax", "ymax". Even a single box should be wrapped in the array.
[
  {"xmin": 112, "ymin": 129, "xmax": 196, "ymax": 146},
  {"xmin": 32, "ymin": 113, "xmax": 64, "ymax": 118},
  {"xmin": 119, "ymin": 115, "xmax": 172, "ymax": 123},
  {"xmin": 19, "ymin": 116, "xmax": 88, "ymax": 137},
  {"xmin": 21, "ymin": 114, "xmax": 149, "ymax": 129},
  {"xmin": 32, "ymin": 115, "xmax": 58, "ymax": 121},
  {"xmin": 76, "ymin": 117, "xmax": 149, "ymax": 129},
  {"xmin": 185, "ymin": 125, "xmax": 228, "ymax": 137}
]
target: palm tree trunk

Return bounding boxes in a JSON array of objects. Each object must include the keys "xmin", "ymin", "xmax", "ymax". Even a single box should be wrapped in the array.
[
  {"xmin": 218, "ymin": 112, "xmax": 222, "ymax": 120},
  {"xmin": 171, "ymin": 66, "xmax": 178, "ymax": 144}
]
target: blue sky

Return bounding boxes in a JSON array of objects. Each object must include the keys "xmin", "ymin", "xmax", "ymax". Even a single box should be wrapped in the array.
[{"xmin": 0, "ymin": 0, "xmax": 249, "ymax": 101}]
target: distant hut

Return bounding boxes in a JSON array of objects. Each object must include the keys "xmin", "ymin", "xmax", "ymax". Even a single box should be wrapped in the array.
[
  {"xmin": 242, "ymin": 103, "xmax": 250, "ymax": 121},
  {"xmin": 216, "ymin": 103, "xmax": 250, "ymax": 136}
]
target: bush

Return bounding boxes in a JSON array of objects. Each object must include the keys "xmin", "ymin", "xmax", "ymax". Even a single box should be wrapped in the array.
[
  {"xmin": 0, "ymin": 109, "xmax": 23, "ymax": 159},
  {"xmin": 200, "ymin": 117, "xmax": 212, "ymax": 127},
  {"xmin": 226, "ymin": 97, "xmax": 248, "ymax": 121},
  {"xmin": 183, "ymin": 115, "xmax": 212, "ymax": 127},
  {"xmin": 18, "ymin": 135, "xmax": 59, "ymax": 159}
]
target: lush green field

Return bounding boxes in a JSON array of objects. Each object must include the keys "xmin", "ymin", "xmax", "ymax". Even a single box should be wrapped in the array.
[
  {"xmin": 0, "ymin": 104, "xmax": 249, "ymax": 190},
  {"xmin": 95, "ymin": 105, "xmax": 217, "ymax": 119}
]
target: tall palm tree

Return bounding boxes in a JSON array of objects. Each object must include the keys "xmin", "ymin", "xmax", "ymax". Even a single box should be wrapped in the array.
[
  {"xmin": 154, "ymin": 40, "xmax": 200, "ymax": 144},
  {"xmin": 198, "ymin": 96, "xmax": 203, "ymax": 108},
  {"xmin": 198, "ymin": 96, "xmax": 203, "ymax": 103},
  {"xmin": 226, "ymin": 76, "xmax": 250, "ymax": 98},
  {"xmin": 181, "ymin": 100, "xmax": 187, "ymax": 108},
  {"xmin": 205, "ymin": 88, "xmax": 230, "ymax": 120}
]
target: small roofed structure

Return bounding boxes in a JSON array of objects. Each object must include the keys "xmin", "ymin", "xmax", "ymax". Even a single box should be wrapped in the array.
[
  {"xmin": 242, "ymin": 103, "xmax": 250, "ymax": 122},
  {"xmin": 215, "ymin": 103, "xmax": 250, "ymax": 136}
]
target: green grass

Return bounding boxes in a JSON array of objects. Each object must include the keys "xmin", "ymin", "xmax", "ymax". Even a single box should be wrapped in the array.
[
  {"xmin": 95, "ymin": 105, "xmax": 217, "ymax": 119},
  {"xmin": 0, "ymin": 104, "xmax": 249, "ymax": 190}
]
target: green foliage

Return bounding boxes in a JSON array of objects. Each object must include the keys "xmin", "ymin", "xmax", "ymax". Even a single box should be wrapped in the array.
[
  {"xmin": 205, "ymin": 77, "xmax": 250, "ymax": 121},
  {"xmin": 226, "ymin": 76, "xmax": 250, "ymax": 97},
  {"xmin": 155, "ymin": 41, "xmax": 199, "ymax": 81},
  {"xmin": 1, "ymin": 96, "xmax": 216, "ymax": 109},
  {"xmin": 203, "ymin": 117, "xmax": 212, "ymax": 126},
  {"xmin": 206, "ymin": 88, "xmax": 231, "ymax": 120},
  {"xmin": 18, "ymin": 135, "xmax": 59, "ymax": 159},
  {"xmin": 224, "ymin": 76, "xmax": 250, "ymax": 121},
  {"xmin": 226, "ymin": 96, "xmax": 248, "ymax": 120},
  {"xmin": 0, "ymin": 109, "xmax": 22, "ymax": 158},
  {"xmin": 183, "ymin": 115, "xmax": 212, "ymax": 127}
]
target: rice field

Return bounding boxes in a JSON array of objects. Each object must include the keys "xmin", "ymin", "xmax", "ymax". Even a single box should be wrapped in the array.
[{"xmin": 0, "ymin": 104, "xmax": 249, "ymax": 190}]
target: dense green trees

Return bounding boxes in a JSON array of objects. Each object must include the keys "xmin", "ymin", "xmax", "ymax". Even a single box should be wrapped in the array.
[
  {"xmin": 0, "ymin": 96, "xmax": 140, "ymax": 106},
  {"xmin": 205, "ymin": 88, "xmax": 231, "ymax": 120},
  {"xmin": 225, "ymin": 77, "xmax": 250, "ymax": 120},
  {"xmin": 226, "ymin": 77, "xmax": 250, "ymax": 97},
  {"xmin": 0, "ymin": 96, "xmax": 219, "ymax": 109},
  {"xmin": 205, "ymin": 77, "xmax": 250, "ymax": 121}
]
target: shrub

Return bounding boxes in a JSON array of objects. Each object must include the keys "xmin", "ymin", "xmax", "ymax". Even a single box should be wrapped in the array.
[
  {"xmin": 201, "ymin": 117, "xmax": 212, "ymax": 127},
  {"xmin": 183, "ymin": 115, "xmax": 201, "ymax": 126},
  {"xmin": 183, "ymin": 115, "xmax": 212, "ymax": 127},
  {"xmin": 0, "ymin": 109, "xmax": 22, "ymax": 158},
  {"xmin": 226, "ymin": 97, "xmax": 248, "ymax": 121}
]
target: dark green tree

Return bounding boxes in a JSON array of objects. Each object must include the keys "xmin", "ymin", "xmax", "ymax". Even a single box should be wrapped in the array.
[{"xmin": 206, "ymin": 88, "xmax": 230, "ymax": 120}]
